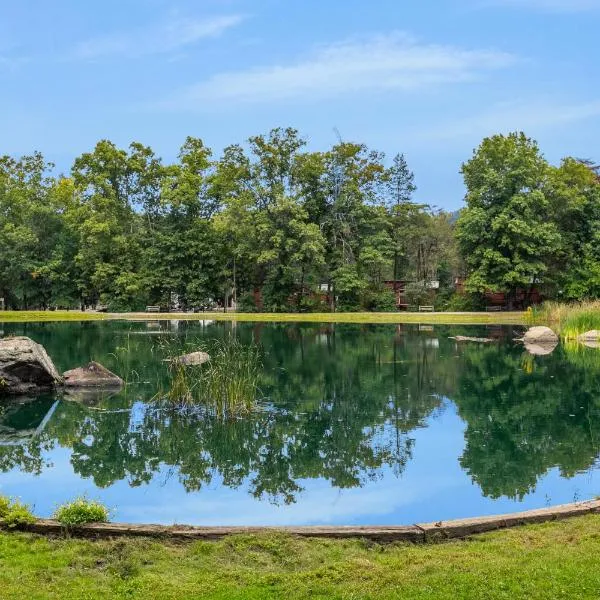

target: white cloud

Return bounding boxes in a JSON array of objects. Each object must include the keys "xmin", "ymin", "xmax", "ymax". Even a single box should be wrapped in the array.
[
  {"xmin": 159, "ymin": 33, "xmax": 516, "ymax": 109},
  {"xmin": 74, "ymin": 14, "xmax": 244, "ymax": 60},
  {"xmin": 488, "ymin": 0, "xmax": 600, "ymax": 11},
  {"xmin": 417, "ymin": 99, "xmax": 600, "ymax": 141}
]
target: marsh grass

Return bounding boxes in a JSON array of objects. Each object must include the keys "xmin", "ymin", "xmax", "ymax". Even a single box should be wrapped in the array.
[
  {"xmin": 154, "ymin": 336, "xmax": 262, "ymax": 417},
  {"xmin": 528, "ymin": 301, "xmax": 600, "ymax": 340}
]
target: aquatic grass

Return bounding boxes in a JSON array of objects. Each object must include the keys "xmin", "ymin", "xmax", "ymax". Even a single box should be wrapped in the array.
[
  {"xmin": 562, "ymin": 340, "xmax": 600, "ymax": 369},
  {"xmin": 54, "ymin": 498, "xmax": 110, "ymax": 527},
  {"xmin": 155, "ymin": 336, "xmax": 262, "ymax": 417},
  {"xmin": 528, "ymin": 301, "xmax": 600, "ymax": 340}
]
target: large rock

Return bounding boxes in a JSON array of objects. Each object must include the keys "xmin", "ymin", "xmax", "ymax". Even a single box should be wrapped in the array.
[
  {"xmin": 578, "ymin": 330, "xmax": 600, "ymax": 349},
  {"xmin": 523, "ymin": 326, "xmax": 559, "ymax": 344},
  {"xmin": 0, "ymin": 336, "xmax": 63, "ymax": 396},
  {"xmin": 521, "ymin": 326, "xmax": 559, "ymax": 356},
  {"xmin": 63, "ymin": 361, "xmax": 123, "ymax": 388},
  {"xmin": 524, "ymin": 340, "xmax": 558, "ymax": 356},
  {"xmin": 167, "ymin": 351, "xmax": 210, "ymax": 366}
]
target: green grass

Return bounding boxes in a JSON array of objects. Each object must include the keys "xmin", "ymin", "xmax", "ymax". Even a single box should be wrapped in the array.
[
  {"xmin": 0, "ymin": 311, "xmax": 107, "ymax": 322},
  {"xmin": 1, "ymin": 310, "xmax": 526, "ymax": 325},
  {"xmin": 156, "ymin": 337, "xmax": 262, "ymax": 416},
  {"xmin": 528, "ymin": 301, "xmax": 600, "ymax": 339},
  {"xmin": 1, "ymin": 516, "xmax": 600, "ymax": 598}
]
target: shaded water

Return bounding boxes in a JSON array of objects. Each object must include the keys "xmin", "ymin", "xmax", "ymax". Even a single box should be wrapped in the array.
[{"xmin": 1, "ymin": 320, "xmax": 599, "ymax": 526}]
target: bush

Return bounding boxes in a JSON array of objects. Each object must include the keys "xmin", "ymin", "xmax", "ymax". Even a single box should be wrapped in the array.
[
  {"xmin": 0, "ymin": 495, "xmax": 36, "ymax": 528},
  {"xmin": 443, "ymin": 292, "xmax": 486, "ymax": 312},
  {"xmin": 54, "ymin": 498, "xmax": 110, "ymax": 526},
  {"xmin": 363, "ymin": 288, "xmax": 398, "ymax": 312}
]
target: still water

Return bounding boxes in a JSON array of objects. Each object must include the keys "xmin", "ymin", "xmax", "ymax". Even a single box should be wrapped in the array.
[{"xmin": 1, "ymin": 320, "xmax": 599, "ymax": 526}]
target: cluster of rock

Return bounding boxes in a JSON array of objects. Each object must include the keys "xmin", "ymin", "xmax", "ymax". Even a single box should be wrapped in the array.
[{"xmin": 0, "ymin": 337, "xmax": 123, "ymax": 397}]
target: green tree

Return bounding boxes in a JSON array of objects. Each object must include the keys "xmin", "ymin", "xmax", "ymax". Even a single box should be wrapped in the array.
[{"xmin": 456, "ymin": 132, "xmax": 561, "ymax": 307}]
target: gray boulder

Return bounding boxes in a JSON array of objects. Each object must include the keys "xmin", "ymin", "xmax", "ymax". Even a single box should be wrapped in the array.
[
  {"xmin": 63, "ymin": 361, "xmax": 123, "ymax": 388},
  {"xmin": 578, "ymin": 330, "xmax": 600, "ymax": 349},
  {"xmin": 520, "ymin": 326, "xmax": 559, "ymax": 356},
  {"xmin": 523, "ymin": 326, "xmax": 559, "ymax": 344},
  {"xmin": 0, "ymin": 336, "xmax": 63, "ymax": 396},
  {"xmin": 168, "ymin": 351, "xmax": 210, "ymax": 366}
]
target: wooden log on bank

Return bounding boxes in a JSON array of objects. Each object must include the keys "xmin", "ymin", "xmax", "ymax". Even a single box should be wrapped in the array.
[{"xmin": 2, "ymin": 500, "xmax": 599, "ymax": 543}]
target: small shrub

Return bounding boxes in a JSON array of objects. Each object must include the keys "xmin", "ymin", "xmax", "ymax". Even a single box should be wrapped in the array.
[
  {"xmin": 54, "ymin": 497, "xmax": 110, "ymax": 526},
  {"xmin": 0, "ymin": 495, "xmax": 10, "ymax": 518},
  {"xmin": 0, "ymin": 495, "xmax": 36, "ymax": 528}
]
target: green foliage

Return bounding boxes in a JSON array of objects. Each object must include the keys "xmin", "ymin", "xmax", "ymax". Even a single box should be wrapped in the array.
[
  {"xmin": 528, "ymin": 301, "xmax": 600, "ymax": 339},
  {"xmin": 0, "ymin": 495, "xmax": 36, "ymax": 527},
  {"xmin": 53, "ymin": 497, "xmax": 110, "ymax": 526},
  {"xmin": 2, "ymin": 128, "xmax": 599, "ymax": 313},
  {"xmin": 443, "ymin": 292, "xmax": 486, "ymax": 312},
  {"xmin": 157, "ymin": 337, "xmax": 262, "ymax": 417},
  {"xmin": 2, "ymin": 518, "xmax": 600, "ymax": 599},
  {"xmin": 456, "ymin": 132, "xmax": 561, "ymax": 304}
]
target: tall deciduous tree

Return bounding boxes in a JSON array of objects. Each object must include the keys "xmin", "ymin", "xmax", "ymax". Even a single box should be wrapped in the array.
[{"xmin": 456, "ymin": 132, "xmax": 561, "ymax": 307}]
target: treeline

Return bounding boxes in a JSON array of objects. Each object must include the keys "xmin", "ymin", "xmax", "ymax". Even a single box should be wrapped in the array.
[{"xmin": 0, "ymin": 128, "xmax": 598, "ymax": 312}]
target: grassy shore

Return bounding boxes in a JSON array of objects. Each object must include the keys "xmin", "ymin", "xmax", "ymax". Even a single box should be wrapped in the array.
[
  {"xmin": 0, "ymin": 516, "xmax": 599, "ymax": 599},
  {"xmin": 528, "ymin": 301, "xmax": 600, "ymax": 339},
  {"xmin": 0, "ymin": 310, "xmax": 526, "ymax": 325}
]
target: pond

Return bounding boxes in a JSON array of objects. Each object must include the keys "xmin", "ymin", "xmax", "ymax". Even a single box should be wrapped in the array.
[{"xmin": 1, "ymin": 320, "xmax": 599, "ymax": 526}]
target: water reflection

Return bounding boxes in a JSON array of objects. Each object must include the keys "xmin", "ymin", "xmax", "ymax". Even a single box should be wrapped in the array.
[{"xmin": 1, "ymin": 321, "xmax": 600, "ymax": 522}]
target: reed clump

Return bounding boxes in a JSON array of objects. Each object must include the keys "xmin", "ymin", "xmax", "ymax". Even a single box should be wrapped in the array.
[
  {"xmin": 156, "ymin": 336, "xmax": 262, "ymax": 417},
  {"xmin": 528, "ymin": 301, "xmax": 600, "ymax": 340}
]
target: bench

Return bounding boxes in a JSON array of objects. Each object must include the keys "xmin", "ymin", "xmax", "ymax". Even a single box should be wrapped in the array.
[
  {"xmin": 485, "ymin": 306, "xmax": 502, "ymax": 312},
  {"xmin": 146, "ymin": 306, "xmax": 161, "ymax": 313},
  {"xmin": 418, "ymin": 305, "xmax": 435, "ymax": 312}
]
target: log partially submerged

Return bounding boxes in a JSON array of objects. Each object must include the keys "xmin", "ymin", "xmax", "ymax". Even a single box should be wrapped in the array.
[{"xmin": 449, "ymin": 336, "xmax": 495, "ymax": 343}]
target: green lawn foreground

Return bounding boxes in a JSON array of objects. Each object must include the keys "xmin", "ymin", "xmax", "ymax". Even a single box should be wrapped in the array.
[
  {"xmin": 1, "ymin": 516, "xmax": 600, "ymax": 599},
  {"xmin": 0, "ymin": 310, "xmax": 526, "ymax": 325}
]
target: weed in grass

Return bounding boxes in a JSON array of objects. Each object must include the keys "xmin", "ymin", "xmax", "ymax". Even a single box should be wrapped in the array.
[{"xmin": 53, "ymin": 497, "xmax": 110, "ymax": 526}]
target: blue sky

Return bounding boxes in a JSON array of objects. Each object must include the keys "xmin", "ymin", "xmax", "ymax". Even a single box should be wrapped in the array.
[{"xmin": 1, "ymin": 0, "xmax": 599, "ymax": 209}]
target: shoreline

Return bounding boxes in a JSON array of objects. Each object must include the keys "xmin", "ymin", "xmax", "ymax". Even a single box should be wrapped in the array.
[
  {"xmin": 3, "ymin": 500, "xmax": 598, "ymax": 542},
  {"xmin": 0, "ymin": 310, "xmax": 526, "ymax": 325}
]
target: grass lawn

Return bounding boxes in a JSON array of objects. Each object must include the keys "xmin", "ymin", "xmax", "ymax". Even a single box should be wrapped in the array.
[
  {"xmin": 1, "ymin": 516, "xmax": 600, "ymax": 599},
  {"xmin": 0, "ymin": 310, "xmax": 526, "ymax": 325}
]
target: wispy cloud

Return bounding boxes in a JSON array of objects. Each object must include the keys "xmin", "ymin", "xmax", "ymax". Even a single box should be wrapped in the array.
[
  {"xmin": 74, "ymin": 14, "xmax": 245, "ymax": 60},
  {"xmin": 159, "ymin": 33, "xmax": 516, "ymax": 109},
  {"xmin": 417, "ymin": 99, "xmax": 600, "ymax": 141},
  {"xmin": 487, "ymin": 0, "xmax": 600, "ymax": 12}
]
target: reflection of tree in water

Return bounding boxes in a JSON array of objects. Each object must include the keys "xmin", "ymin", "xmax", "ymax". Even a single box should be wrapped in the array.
[
  {"xmin": 453, "ymin": 343, "xmax": 600, "ymax": 500},
  {"xmin": 0, "ymin": 324, "xmax": 446, "ymax": 504}
]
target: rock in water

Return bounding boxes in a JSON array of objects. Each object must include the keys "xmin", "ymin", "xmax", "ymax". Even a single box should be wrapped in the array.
[
  {"xmin": 522, "ymin": 326, "xmax": 559, "ymax": 344},
  {"xmin": 0, "ymin": 336, "xmax": 63, "ymax": 396},
  {"xmin": 63, "ymin": 361, "xmax": 123, "ymax": 388},
  {"xmin": 170, "ymin": 351, "xmax": 210, "ymax": 366},
  {"xmin": 521, "ymin": 326, "xmax": 559, "ymax": 356},
  {"xmin": 578, "ymin": 330, "xmax": 600, "ymax": 349}
]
